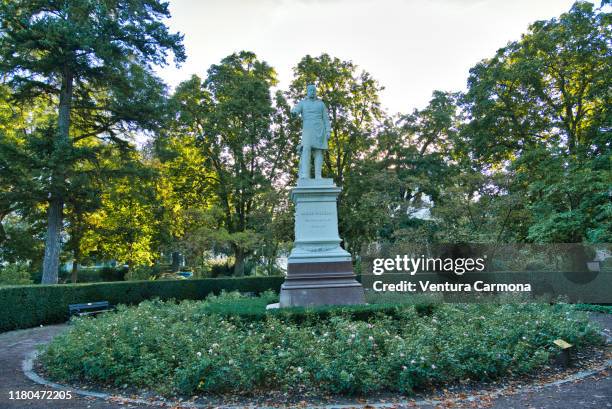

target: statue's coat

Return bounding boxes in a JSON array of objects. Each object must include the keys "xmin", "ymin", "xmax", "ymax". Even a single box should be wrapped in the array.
[{"xmin": 291, "ymin": 98, "xmax": 330, "ymax": 150}]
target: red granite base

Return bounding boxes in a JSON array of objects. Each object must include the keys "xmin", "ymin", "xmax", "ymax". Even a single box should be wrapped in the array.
[{"xmin": 279, "ymin": 260, "xmax": 365, "ymax": 307}]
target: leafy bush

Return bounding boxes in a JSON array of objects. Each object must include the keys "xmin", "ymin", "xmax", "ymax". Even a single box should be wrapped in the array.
[
  {"xmin": 41, "ymin": 293, "xmax": 603, "ymax": 397},
  {"xmin": 0, "ymin": 276, "xmax": 284, "ymax": 332},
  {"xmin": 126, "ymin": 265, "xmax": 159, "ymax": 281},
  {"xmin": 574, "ymin": 303, "xmax": 612, "ymax": 314},
  {"xmin": 0, "ymin": 263, "xmax": 33, "ymax": 285},
  {"xmin": 601, "ymin": 258, "xmax": 612, "ymax": 273},
  {"xmin": 98, "ymin": 266, "xmax": 128, "ymax": 282},
  {"xmin": 525, "ymin": 261, "xmax": 548, "ymax": 271},
  {"xmin": 55, "ymin": 266, "xmax": 129, "ymax": 283},
  {"xmin": 206, "ymin": 258, "xmax": 235, "ymax": 277}
]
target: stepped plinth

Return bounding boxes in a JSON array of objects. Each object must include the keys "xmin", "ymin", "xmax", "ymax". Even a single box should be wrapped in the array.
[{"xmin": 279, "ymin": 178, "xmax": 365, "ymax": 307}]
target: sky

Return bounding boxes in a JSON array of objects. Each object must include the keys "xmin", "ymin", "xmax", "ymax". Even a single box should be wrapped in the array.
[{"xmin": 155, "ymin": 0, "xmax": 578, "ymax": 115}]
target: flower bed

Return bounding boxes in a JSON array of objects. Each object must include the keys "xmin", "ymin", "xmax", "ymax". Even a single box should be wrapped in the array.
[{"xmin": 40, "ymin": 292, "xmax": 603, "ymax": 397}]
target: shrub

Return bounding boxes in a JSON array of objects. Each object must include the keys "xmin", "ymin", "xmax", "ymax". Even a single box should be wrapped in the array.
[
  {"xmin": 0, "ymin": 263, "xmax": 33, "ymax": 285},
  {"xmin": 0, "ymin": 276, "xmax": 284, "ymax": 332},
  {"xmin": 40, "ymin": 293, "xmax": 603, "ymax": 397},
  {"xmin": 98, "ymin": 266, "xmax": 128, "ymax": 282},
  {"xmin": 574, "ymin": 303, "xmax": 612, "ymax": 314},
  {"xmin": 126, "ymin": 265, "xmax": 159, "ymax": 281},
  {"xmin": 525, "ymin": 261, "xmax": 548, "ymax": 271},
  {"xmin": 206, "ymin": 258, "xmax": 234, "ymax": 277},
  {"xmin": 58, "ymin": 266, "xmax": 128, "ymax": 283},
  {"xmin": 601, "ymin": 258, "xmax": 612, "ymax": 273}
]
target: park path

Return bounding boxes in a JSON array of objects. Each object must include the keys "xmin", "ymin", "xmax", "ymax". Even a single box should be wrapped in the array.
[
  {"xmin": 0, "ymin": 315, "xmax": 610, "ymax": 409},
  {"xmin": 0, "ymin": 324, "xmax": 149, "ymax": 409}
]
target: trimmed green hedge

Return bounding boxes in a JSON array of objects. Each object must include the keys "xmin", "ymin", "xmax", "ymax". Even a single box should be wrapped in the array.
[
  {"xmin": 201, "ymin": 297, "xmax": 436, "ymax": 324},
  {"xmin": 0, "ymin": 276, "xmax": 284, "ymax": 333}
]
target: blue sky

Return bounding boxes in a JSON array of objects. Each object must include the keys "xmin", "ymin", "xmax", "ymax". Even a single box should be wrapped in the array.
[{"xmin": 155, "ymin": 0, "xmax": 577, "ymax": 115}]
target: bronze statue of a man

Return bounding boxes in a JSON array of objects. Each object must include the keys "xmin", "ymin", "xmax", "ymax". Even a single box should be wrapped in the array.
[{"xmin": 291, "ymin": 84, "xmax": 331, "ymax": 179}]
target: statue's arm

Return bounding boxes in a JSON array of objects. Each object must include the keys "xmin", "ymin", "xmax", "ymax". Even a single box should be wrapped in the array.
[
  {"xmin": 290, "ymin": 100, "xmax": 302, "ymax": 117},
  {"xmin": 322, "ymin": 103, "xmax": 331, "ymax": 138}
]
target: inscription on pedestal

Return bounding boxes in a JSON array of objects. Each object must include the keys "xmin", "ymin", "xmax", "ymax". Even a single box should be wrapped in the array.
[
  {"xmin": 296, "ymin": 203, "xmax": 339, "ymax": 240},
  {"xmin": 302, "ymin": 211, "xmax": 333, "ymax": 230}
]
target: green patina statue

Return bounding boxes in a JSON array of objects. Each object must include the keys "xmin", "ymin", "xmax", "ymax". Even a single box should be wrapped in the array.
[{"xmin": 291, "ymin": 84, "xmax": 331, "ymax": 179}]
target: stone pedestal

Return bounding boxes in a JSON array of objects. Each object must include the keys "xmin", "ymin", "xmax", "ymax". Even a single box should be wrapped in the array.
[{"xmin": 279, "ymin": 178, "xmax": 365, "ymax": 307}]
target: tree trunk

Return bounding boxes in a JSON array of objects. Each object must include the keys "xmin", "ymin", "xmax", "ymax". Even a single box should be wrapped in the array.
[
  {"xmin": 267, "ymin": 243, "xmax": 278, "ymax": 275},
  {"xmin": 171, "ymin": 251, "xmax": 181, "ymax": 272},
  {"xmin": 71, "ymin": 247, "xmax": 79, "ymax": 283},
  {"xmin": 41, "ymin": 197, "xmax": 63, "ymax": 283},
  {"xmin": 41, "ymin": 68, "xmax": 73, "ymax": 284},
  {"xmin": 0, "ymin": 212, "xmax": 6, "ymax": 245},
  {"xmin": 233, "ymin": 247, "xmax": 245, "ymax": 276}
]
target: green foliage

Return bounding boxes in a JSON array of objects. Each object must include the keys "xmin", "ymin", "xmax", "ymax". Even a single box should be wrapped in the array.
[
  {"xmin": 1, "ymin": 2, "xmax": 609, "ymax": 281},
  {"xmin": 157, "ymin": 51, "xmax": 295, "ymax": 276},
  {"xmin": 97, "ymin": 266, "xmax": 129, "ymax": 282},
  {"xmin": 40, "ymin": 293, "xmax": 602, "ymax": 397},
  {"xmin": 203, "ymin": 257, "xmax": 236, "ymax": 278},
  {"xmin": 0, "ymin": 276, "xmax": 283, "ymax": 332},
  {"xmin": 48, "ymin": 266, "xmax": 129, "ymax": 283},
  {"xmin": 573, "ymin": 303, "xmax": 612, "ymax": 314},
  {"xmin": 524, "ymin": 161, "xmax": 612, "ymax": 243},
  {"xmin": 0, "ymin": 213, "xmax": 46, "ymax": 269},
  {"xmin": 148, "ymin": 290, "xmax": 409, "ymax": 324},
  {"xmin": 0, "ymin": 262, "xmax": 33, "ymax": 285},
  {"xmin": 75, "ymin": 151, "xmax": 164, "ymax": 270},
  {"xmin": 341, "ymin": 91, "xmax": 459, "ymax": 250},
  {"xmin": 458, "ymin": 2, "xmax": 611, "ymax": 244},
  {"xmin": 125, "ymin": 265, "xmax": 158, "ymax": 281},
  {"xmin": 0, "ymin": 0, "xmax": 185, "ymax": 282}
]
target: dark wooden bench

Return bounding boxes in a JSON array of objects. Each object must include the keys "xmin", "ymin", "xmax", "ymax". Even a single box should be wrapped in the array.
[{"xmin": 68, "ymin": 301, "xmax": 115, "ymax": 318}]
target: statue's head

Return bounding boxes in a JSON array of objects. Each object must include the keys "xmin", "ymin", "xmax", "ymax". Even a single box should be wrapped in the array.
[{"xmin": 306, "ymin": 84, "xmax": 317, "ymax": 99}]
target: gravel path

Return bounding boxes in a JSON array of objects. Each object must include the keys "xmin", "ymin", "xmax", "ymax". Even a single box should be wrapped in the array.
[{"xmin": 0, "ymin": 314, "xmax": 610, "ymax": 409}]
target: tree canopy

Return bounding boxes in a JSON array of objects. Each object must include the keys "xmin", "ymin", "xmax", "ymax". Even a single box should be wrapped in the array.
[
  {"xmin": 0, "ymin": 1, "xmax": 609, "ymax": 281},
  {"xmin": 0, "ymin": 0, "xmax": 185, "ymax": 282}
]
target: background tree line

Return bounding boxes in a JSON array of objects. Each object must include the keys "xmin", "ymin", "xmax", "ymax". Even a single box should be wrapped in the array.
[{"xmin": 0, "ymin": 1, "xmax": 609, "ymax": 283}]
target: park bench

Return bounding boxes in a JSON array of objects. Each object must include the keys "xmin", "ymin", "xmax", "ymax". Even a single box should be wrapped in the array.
[{"xmin": 68, "ymin": 301, "xmax": 115, "ymax": 318}]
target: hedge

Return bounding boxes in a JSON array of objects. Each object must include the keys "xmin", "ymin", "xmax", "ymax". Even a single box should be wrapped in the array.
[
  {"xmin": 249, "ymin": 303, "xmax": 436, "ymax": 323},
  {"xmin": 201, "ymin": 296, "xmax": 436, "ymax": 324},
  {"xmin": 0, "ymin": 276, "xmax": 284, "ymax": 333}
]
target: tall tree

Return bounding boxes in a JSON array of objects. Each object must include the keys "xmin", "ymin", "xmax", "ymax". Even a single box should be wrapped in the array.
[
  {"xmin": 463, "ymin": 1, "xmax": 610, "ymax": 165},
  {"xmin": 0, "ymin": 0, "xmax": 185, "ymax": 282},
  {"xmin": 80, "ymin": 152, "xmax": 161, "ymax": 270},
  {"xmin": 461, "ymin": 1, "xmax": 611, "ymax": 243},
  {"xmin": 163, "ymin": 52, "xmax": 292, "ymax": 275},
  {"xmin": 341, "ymin": 92, "xmax": 460, "ymax": 252}
]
